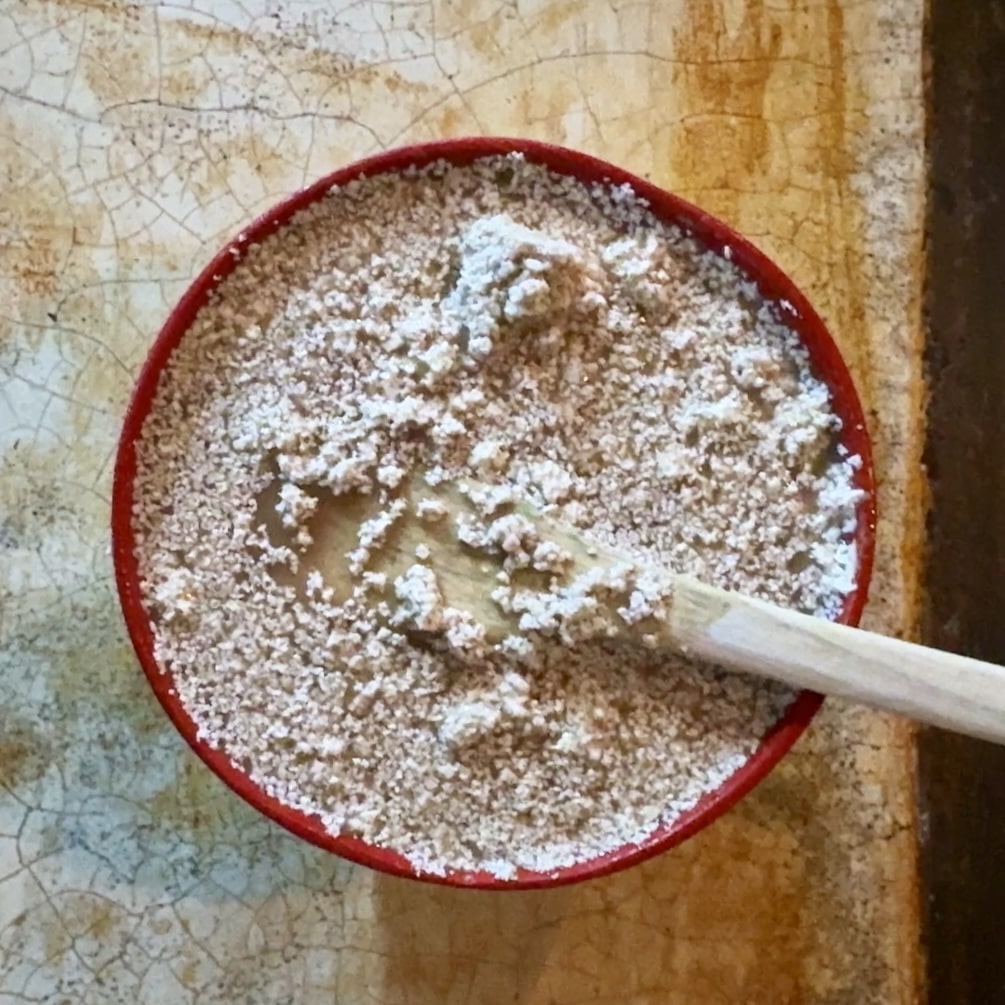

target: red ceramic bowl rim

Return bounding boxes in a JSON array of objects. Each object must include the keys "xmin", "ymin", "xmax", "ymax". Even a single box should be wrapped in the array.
[{"xmin": 112, "ymin": 137, "xmax": 877, "ymax": 890}]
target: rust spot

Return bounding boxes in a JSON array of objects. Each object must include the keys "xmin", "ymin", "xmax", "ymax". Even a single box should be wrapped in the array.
[
  {"xmin": 43, "ymin": 919, "xmax": 73, "ymax": 962},
  {"xmin": 514, "ymin": 72, "xmax": 579, "ymax": 137},
  {"xmin": 49, "ymin": 0, "xmax": 133, "ymax": 13},
  {"xmin": 0, "ymin": 113, "xmax": 103, "ymax": 330},
  {"xmin": 664, "ymin": 0, "xmax": 782, "ymax": 200},
  {"xmin": 146, "ymin": 749, "xmax": 250, "ymax": 851},
  {"xmin": 434, "ymin": 103, "xmax": 467, "ymax": 137},
  {"xmin": 0, "ymin": 145, "xmax": 76, "ymax": 306},
  {"xmin": 79, "ymin": 7, "xmax": 156, "ymax": 106},
  {"xmin": 57, "ymin": 3, "xmax": 439, "ymax": 218},
  {"xmin": 466, "ymin": 15, "xmax": 506, "ymax": 59},
  {"xmin": 179, "ymin": 958, "xmax": 199, "ymax": 988},
  {"xmin": 532, "ymin": 0, "xmax": 583, "ymax": 36},
  {"xmin": 820, "ymin": 0, "xmax": 870, "ymax": 400},
  {"xmin": 66, "ymin": 0, "xmax": 436, "ymax": 132},
  {"xmin": 0, "ymin": 713, "xmax": 51, "ymax": 789},
  {"xmin": 89, "ymin": 904, "xmax": 115, "ymax": 939},
  {"xmin": 57, "ymin": 891, "xmax": 132, "ymax": 954}
]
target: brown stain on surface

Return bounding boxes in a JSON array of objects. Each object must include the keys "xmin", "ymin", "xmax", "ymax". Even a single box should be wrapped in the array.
[
  {"xmin": 662, "ymin": 2, "xmax": 924, "ymax": 1003},
  {"xmin": 664, "ymin": 0, "xmax": 781, "ymax": 204},
  {"xmin": 0, "ymin": 114, "xmax": 104, "ymax": 336},
  {"xmin": 665, "ymin": 0, "xmax": 869, "ymax": 376},
  {"xmin": 433, "ymin": 103, "xmax": 467, "ymax": 137},
  {"xmin": 78, "ymin": 4, "xmax": 155, "ymax": 105},
  {"xmin": 70, "ymin": 0, "xmax": 436, "ymax": 128},
  {"xmin": 62, "ymin": 0, "xmax": 439, "ymax": 217},
  {"xmin": 668, "ymin": 0, "xmax": 927, "ymax": 633},
  {"xmin": 513, "ymin": 73, "xmax": 580, "ymax": 136},
  {"xmin": 532, "ymin": 0, "xmax": 584, "ymax": 36},
  {"xmin": 0, "ymin": 713, "xmax": 51, "ymax": 789},
  {"xmin": 178, "ymin": 957, "xmax": 200, "ymax": 989},
  {"xmin": 820, "ymin": 0, "xmax": 871, "ymax": 405},
  {"xmin": 0, "ymin": 139, "xmax": 77, "ymax": 308},
  {"xmin": 145, "ymin": 747, "xmax": 256, "ymax": 853}
]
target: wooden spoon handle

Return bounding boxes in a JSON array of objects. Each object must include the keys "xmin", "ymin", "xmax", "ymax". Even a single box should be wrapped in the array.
[{"xmin": 669, "ymin": 575, "xmax": 1005, "ymax": 744}]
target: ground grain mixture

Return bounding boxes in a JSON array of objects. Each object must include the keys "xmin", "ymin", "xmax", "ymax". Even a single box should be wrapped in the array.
[{"xmin": 133, "ymin": 155, "xmax": 864, "ymax": 878}]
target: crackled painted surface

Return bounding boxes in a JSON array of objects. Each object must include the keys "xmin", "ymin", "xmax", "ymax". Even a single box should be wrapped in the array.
[{"xmin": 0, "ymin": 1, "xmax": 924, "ymax": 1002}]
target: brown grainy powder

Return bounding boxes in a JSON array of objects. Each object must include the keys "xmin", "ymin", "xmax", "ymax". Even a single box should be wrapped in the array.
[{"xmin": 133, "ymin": 155, "xmax": 864, "ymax": 878}]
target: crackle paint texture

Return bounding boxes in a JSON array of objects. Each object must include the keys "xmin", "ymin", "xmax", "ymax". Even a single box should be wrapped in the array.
[{"xmin": 0, "ymin": 1, "xmax": 924, "ymax": 1002}]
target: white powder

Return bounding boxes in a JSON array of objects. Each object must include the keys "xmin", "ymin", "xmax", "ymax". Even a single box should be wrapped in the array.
[{"xmin": 133, "ymin": 155, "xmax": 864, "ymax": 878}]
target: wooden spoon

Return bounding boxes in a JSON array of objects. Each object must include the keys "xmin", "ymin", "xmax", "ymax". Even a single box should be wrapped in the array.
[{"xmin": 340, "ymin": 476, "xmax": 1005, "ymax": 746}]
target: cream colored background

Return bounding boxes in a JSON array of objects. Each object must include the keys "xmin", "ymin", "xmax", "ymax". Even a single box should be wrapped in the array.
[{"xmin": 0, "ymin": 1, "xmax": 924, "ymax": 1001}]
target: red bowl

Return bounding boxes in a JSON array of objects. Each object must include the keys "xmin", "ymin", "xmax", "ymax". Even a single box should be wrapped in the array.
[{"xmin": 112, "ymin": 137, "xmax": 877, "ymax": 889}]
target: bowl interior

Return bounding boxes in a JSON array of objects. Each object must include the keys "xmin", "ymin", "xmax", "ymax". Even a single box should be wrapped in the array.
[{"xmin": 112, "ymin": 137, "xmax": 877, "ymax": 890}]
